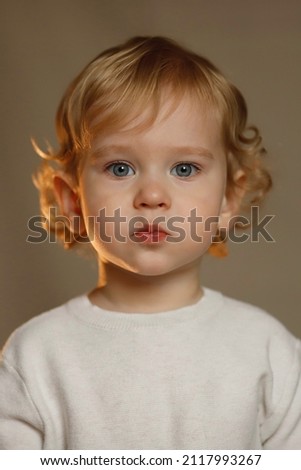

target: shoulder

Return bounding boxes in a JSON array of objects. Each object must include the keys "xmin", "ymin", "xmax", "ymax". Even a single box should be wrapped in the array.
[
  {"xmin": 1, "ymin": 296, "xmax": 85, "ymax": 365},
  {"xmin": 205, "ymin": 287, "xmax": 299, "ymax": 356},
  {"xmin": 205, "ymin": 289, "xmax": 301, "ymax": 398},
  {"xmin": 211, "ymin": 288, "xmax": 292, "ymax": 333}
]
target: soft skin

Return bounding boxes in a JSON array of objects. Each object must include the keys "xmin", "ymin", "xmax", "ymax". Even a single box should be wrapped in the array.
[{"xmin": 54, "ymin": 96, "xmax": 243, "ymax": 313}]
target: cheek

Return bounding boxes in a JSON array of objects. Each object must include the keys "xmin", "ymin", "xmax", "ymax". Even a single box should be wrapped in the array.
[
  {"xmin": 80, "ymin": 194, "xmax": 130, "ymax": 244},
  {"xmin": 177, "ymin": 191, "xmax": 224, "ymax": 218},
  {"xmin": 198, "ymin": 173, "xmax": 227, "ymax": 214},
  {"xmin": 80, "ymin": 183, "xmax": 119, "ymax": 215}
]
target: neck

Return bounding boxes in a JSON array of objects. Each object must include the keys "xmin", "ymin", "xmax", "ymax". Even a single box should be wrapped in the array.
[{"xmin": 89, "ymin": 261, "xmax": 203, "ymax": 313}]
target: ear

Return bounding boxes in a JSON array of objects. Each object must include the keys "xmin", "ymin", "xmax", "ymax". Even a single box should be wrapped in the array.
[
  {"xmin": 219, "ymin": 169, "xmax": 246, "ymax": 230},
  {"xmin": 53, "ymin": 174, "xmax": 86, "ymax": 235}
]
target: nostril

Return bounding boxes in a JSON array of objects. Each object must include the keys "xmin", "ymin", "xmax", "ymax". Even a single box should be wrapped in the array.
[
  {"xmin": 139, "ymin": 202, "xmax": 166, "ymax": 208},
  {"xmin": 133, "ymin": 187, "xmax": 171, "ymax": 209}
]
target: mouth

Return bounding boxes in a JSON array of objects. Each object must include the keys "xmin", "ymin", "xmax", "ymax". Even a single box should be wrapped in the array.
[{"xmin": 131, "ymin": 223, "xmax": 170, "ymax": 243}]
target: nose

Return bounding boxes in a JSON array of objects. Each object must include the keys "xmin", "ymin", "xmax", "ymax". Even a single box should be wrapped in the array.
[{"xmin": 133, "ymin": 178, "xmax": 171, "ymax": 210}]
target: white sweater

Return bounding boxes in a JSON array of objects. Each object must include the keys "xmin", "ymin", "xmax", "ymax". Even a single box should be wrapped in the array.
[{"xmin": 0, "ymin": 287, "xmax": 300, "ymax": 450}]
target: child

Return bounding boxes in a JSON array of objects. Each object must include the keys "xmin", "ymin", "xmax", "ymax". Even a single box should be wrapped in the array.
[{"xmin": 0, "ymin": 36, "xmax": 300, "ymax": 450}]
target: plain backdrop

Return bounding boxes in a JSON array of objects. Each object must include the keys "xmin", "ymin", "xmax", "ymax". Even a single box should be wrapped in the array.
[{"xmin": 1, "ymin": 0, "xmax": 300, "ymax": 348}]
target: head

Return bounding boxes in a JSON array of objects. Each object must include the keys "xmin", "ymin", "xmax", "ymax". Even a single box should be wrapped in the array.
[{"xmin": 33, "ymin": 36, "xmax": 272, "ymax": 265}]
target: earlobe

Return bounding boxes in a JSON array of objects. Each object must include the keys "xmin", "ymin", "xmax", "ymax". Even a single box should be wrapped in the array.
[
  {"xmin": 53, "ymin": 174, "xmax": 85, "ymax": 235},
  {"xmin": 53, "ymin": 175, "xmax": 79, "ymax": 215},
  {"xmin": 210, "ymin": 170, "xmax": 246, "ymax": 257},
  {"xmin": 219, "ymin": 196, "xmax": 232, "ymax": 231},
  {"xmin": 219, "ymin": 169, "xmax": 246, "ymax": 230}
]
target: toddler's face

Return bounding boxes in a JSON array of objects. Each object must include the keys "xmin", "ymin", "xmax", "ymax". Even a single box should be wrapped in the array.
[{"xmin": 77, "ymin": 95, "xmax": 230, "ymax": 276}]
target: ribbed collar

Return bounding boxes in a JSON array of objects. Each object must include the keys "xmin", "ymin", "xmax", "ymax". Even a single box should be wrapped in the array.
[{"xmin": 67, "ymin": 287, "xmax": 224, "ymax": 330}]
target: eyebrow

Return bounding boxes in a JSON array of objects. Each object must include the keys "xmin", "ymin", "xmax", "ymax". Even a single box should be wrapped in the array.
[
  {"xmin": 91, "ymin": 144, "xmax": 214, "ymax": 160},
  {"xmin": 166, "ymin": 145, "xmax": 214, "ymax": 159}
]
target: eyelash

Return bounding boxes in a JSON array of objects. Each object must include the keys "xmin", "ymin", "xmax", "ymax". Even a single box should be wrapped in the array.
[
  {"xmin": 104, "ymin": 161, "xmax": 203, "ymax": 178},
  {"xmin": 104, "ymin": 161, "xmax": 135, "ymax": 177},
  {"xmin": 171, "ymin": 162, "xmax": 202, "ymax": 177}
]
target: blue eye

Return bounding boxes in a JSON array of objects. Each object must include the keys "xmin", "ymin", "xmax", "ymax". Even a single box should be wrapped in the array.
[
  {"xmin": 171, "ymin": 163, "xmax": 200, "ymax": 177},
  {"xmin": 106, "ymin": 162, "xmax": 134, "ymax": 177}
]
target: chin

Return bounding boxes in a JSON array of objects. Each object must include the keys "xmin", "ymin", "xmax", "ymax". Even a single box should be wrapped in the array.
[
  {"xmin": 130, "ymin": 266, "xmax": 172, "ymax": 277},
  {"xmin": 124, "ymin": 260, "xmax": 176, "ymax": 277}
]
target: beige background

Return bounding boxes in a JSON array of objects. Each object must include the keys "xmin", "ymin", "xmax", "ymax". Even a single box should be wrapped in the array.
[{"xmin": 1, "ymin": 0, "xmax": 300, "ymax": 348}]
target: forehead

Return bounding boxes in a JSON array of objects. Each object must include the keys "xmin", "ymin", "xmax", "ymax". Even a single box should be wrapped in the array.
[
  {"xmin": 90, "ymin": 92, "xmax": 223, "ymax": 147},
  {"xmin": 87, "ymin": 95, "xmax": 225, "ymax": 169}
]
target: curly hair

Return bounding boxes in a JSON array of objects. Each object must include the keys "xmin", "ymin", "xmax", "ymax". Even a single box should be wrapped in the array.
[{"xmin": 33, "ymin": 36, "xmax": 272, "ymax": 257}]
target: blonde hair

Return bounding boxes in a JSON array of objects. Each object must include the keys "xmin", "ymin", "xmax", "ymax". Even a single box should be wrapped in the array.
[{"xmin": 33, "ymin": 36, "xmax": 272, "ymax": 256}]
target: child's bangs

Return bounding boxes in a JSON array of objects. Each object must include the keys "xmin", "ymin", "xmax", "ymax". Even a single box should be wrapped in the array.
[{"xmin": 85, "ymin": 57, "xmax": 219, "ymax": 142}]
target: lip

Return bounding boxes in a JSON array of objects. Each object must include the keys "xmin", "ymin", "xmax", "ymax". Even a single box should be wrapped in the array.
[{"xmin": 131, "ymin": 223, "xmax": 170, "ymax": 243}]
